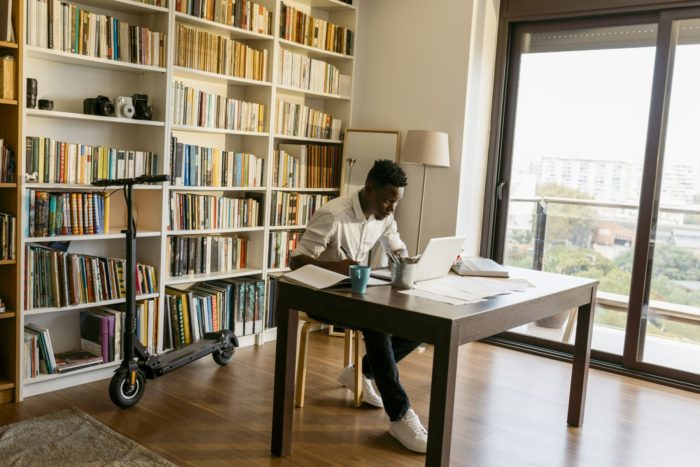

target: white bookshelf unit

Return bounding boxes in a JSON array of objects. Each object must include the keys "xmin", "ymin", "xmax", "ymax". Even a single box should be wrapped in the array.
[{"xmin": 16, "ymin": 0, "xmax": 358, "ymax": 399}]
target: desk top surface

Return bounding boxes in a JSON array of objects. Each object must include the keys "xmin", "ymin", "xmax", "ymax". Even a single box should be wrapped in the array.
[{"xmin": 277, "ymin": 267, "xmax": 597, "ymax": 343}]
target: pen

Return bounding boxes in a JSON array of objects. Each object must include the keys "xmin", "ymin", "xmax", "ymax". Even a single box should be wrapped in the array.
[{"xmin": 340, "ymin": 245, "xmax": 355, "ymax": 262}]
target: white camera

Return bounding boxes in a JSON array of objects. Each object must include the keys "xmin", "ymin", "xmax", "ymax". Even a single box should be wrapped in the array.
[{"xmin": 114, "ymin": 96, "xmax": 135, "ymax": 119}]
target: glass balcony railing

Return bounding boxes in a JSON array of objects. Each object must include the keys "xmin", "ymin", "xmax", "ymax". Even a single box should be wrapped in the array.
[{"xmin": 505, "ymin": 196, "xmax": 700, "ymax": 365}]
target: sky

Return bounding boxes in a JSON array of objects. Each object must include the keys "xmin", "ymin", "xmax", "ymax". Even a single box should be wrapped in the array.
[{"xmin": 511, "ymin": 43, "xmax": 700, "ymax": 172}]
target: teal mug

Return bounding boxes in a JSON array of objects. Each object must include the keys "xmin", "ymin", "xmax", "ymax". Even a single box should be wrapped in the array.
[{"xmin": 349, "ymin": 265, "xmax": 371, "ymax": 294}]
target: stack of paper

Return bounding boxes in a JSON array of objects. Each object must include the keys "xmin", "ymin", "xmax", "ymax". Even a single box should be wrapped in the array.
[{"xmin": 398, "ymin": 275, "xmax": 530, "ymax": 305}]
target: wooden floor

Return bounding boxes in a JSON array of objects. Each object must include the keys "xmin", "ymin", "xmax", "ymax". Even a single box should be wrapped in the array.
[{"xmin": 1, "ymin": 333, "xmax": 699, "ymax": 466}]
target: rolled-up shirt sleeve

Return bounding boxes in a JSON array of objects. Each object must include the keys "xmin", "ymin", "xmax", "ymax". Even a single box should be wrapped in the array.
[
  {"xmin": 292, "ymin": 209, "xmax": 337, "ymax": 258},
  {"xmin": 379, "ymin": 216, "xmax": 406, "ymax": 254}
]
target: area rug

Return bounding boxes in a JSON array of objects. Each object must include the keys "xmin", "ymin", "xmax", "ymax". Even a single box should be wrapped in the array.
[{"xmin": 0, "ymin": 408, "xmax": 175, "ymax": 466}]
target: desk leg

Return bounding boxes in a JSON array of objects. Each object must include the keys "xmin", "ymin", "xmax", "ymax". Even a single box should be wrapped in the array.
[
  {"xmin": 426, "ymin": 326, "xmax": 459, "ymax": 467},
  {"xmin": 567, "ymin": 286, "xmax": 596, "ymax": 427},
  {"xmin": 271, "ymin": 285, "xmax": 298, "ymax": 456}
]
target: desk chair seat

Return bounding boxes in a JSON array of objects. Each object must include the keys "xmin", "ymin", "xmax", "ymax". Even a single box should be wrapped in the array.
[{"xmin": 296, "ymin": 312, "xmax": 363, "ymax": 408}]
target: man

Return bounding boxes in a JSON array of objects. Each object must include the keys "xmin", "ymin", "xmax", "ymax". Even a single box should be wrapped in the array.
[{"xmin": 290, "ymin": 159, "xmax": 427, "ymax": 454}]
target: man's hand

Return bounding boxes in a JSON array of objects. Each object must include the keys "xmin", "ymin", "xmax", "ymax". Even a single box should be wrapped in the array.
[
  {"xmin": 330, "ymin": 259, "xmax": 358, "ymax": 275},
  {"xmin": 392, "ymin": 248, "xmax": 408, "ymax": 258}
]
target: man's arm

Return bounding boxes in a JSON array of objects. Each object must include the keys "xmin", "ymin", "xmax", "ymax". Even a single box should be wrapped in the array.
[
  {"xmin": 289, "ymin": 209, "xmax": 357, "ymax": 275},
  {"xmin": 289, "ymin": 254, "xmax": 356, "ymax": 276},
  {"xmin": 380, "ymin": 215, "xmax": 409, "ymax": 258}
]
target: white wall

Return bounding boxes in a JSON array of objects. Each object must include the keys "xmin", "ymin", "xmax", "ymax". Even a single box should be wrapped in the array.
[{"xmin": 352, "ymin": 0, "xmax": 500, "ymax": 256}]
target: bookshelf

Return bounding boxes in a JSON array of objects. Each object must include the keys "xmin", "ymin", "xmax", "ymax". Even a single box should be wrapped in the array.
[
  {"xmin": 0, "ymin": 0, "xmax": 22, "ymax": 404},
  {"xmin": 8, "ymin": 0, "xmax": 357, "ymax": 400}
]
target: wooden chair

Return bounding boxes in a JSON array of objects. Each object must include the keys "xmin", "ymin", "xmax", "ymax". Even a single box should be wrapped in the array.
[{"xmin": 295, "ymin": 312, "xmax": 363, "ymax": 408}]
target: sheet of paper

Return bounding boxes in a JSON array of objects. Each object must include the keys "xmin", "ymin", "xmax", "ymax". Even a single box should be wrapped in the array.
[
  {"xmin": 283, "ymin": 265, "xmax": 349, "ymax": 289},
  {"xmin": 398, "ymin": 288, "xmax": 485, "ymax": 305},
  {"xmin": 412, "ymin": 274, "xmax": 530, "ymax": 302}
]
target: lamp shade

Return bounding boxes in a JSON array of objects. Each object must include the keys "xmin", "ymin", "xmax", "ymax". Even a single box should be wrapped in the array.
[{"xmin": 400, "ymin": 130, "xmax": 450, "ymax": 168}]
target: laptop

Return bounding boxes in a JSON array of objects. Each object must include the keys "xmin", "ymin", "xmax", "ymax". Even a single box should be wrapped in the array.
[
  {"xmin": 413, "ymin": 236, "xmax": 466, "ymax": 282},
  {"xmin": 371, "ymin": 236, "xmax": 466, "ymax": 282}
]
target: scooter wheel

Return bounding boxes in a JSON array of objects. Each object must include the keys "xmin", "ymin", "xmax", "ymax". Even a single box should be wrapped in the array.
[
  {"xmin": 109, "ymin": 369, "xmax": 146, "ymax": 408},
  {"xmin": 212, "ymin": 348, "xmax": 235, "ymax": 366}
]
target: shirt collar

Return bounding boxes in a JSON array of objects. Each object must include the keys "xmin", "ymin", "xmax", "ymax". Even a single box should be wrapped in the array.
[{"xmin": 352, "ymin": 188, "xmax": 373, "ymax": 222}]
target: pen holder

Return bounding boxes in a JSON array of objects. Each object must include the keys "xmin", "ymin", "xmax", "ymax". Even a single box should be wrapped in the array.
[{"xmin": 391, "ymin": 263, "xmax": 417, "ymax": 289}]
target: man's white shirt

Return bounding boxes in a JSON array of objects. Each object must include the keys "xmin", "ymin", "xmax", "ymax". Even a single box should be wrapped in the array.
[{"xmin": 291, "ymin": 189, "xmax": 406, "ymax": 265}]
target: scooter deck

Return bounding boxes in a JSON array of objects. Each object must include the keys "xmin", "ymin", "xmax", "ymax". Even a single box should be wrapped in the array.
[{"xmin": 149, "ymin": 338, "xmax": 220, "ymax": 376}]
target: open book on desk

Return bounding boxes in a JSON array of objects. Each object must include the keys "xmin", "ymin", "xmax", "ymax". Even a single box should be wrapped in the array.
[
  {"xmin": 452, "ymin": 257, "xmax": 509, "ymax": 278},
  {"xmin": 283, "ymin": 264, "xmax": 389, "ymax": 290}
]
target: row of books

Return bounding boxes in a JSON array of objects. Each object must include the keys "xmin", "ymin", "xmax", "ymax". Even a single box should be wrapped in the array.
[
  {"xmin": 175, "ymin": 0, "xmax": 273, "ymax": 35},
  {"xmin": 272, "ymin": 143, "xmax": 341, "ymax": 188},
  {"xmin": 172, "ymin": 81, "xmax": 266, "ymax": 132},
  {"xmin": 169, "ymin": 235, "xmax": 249, "ymax": 277},
  {"xmin": 268, "ymin": 230, "xmax": 301, "ymax": 269},
  {"xmin": 138, "ymin": 0, "xmax": 166, "ymax": 5},
  {"xmin": 176, "ymin": 24, "xmax": 268, "ymax": 81},
  {"xmin": 27, "ymin": 191, "xmax": 109, "ymax": 238},
  {"xmin": 26, "ymin": 245, "xmax": 157, "ymax": 310},
  {"xmin": 165, "ymin": 277, "xmax": 264, "ymax": 348},
  {"xmin": 23, "ymin": 300, "xmax": 159, "ymax": 378},
  {"xmin": 278, "ymin": 49, "xmax": 351, "ymax": 96},
  {"xmin": 170, "ymin": 136, "xmax": 264, "ymax": 187},
  {"xmin": 0, "ymin": 212, "xmax": 16, "ymax": 261},
  {"xmin": 0, "ymin": 139, "xmax": 15, "ymax": 183},
  {"xmin": 26, "ymin": 0, "xmax": 167, "ymax": 67},
  {"xmin": 269, "ymin": 192, "xmax": 331, "ymax": 227},
  {"xmin": 279, "ymin": 3, "xmax": 354, "ymax": 56},
  {"xmin": 275, "ymin": 100, "xmax": 342, "ymax": 140},
  {"xmin": 25, "ymin": 136, "xmax": 159, "ymax": 185},
  {"xmin": 169, "ymin": 192, "xmax": 261, "ymax": 230}
]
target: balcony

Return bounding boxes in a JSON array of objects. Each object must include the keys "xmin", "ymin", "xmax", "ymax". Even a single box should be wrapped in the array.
[{"xmin": 505, "ymin": 196, "xmax": 700, "ymax": 374}]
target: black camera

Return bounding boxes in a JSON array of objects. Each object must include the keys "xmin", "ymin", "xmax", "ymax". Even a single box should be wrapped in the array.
[
  {"xmin": 83, "ymin": 95, "xmax": 115, "ymax": 117},
  {"xmin": 132, "ymin": 94, "xmax": 153, "ymax": 120}
]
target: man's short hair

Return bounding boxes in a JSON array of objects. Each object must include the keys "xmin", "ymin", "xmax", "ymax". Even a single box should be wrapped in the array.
[{"xmin": 366, "ymin": 159, "xmax": 407, "ymax": 188}]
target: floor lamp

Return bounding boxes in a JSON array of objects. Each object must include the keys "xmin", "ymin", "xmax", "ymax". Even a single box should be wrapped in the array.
[{"xmin": 400, "ymin": 130, "xmax": 450, "ymax": 255}]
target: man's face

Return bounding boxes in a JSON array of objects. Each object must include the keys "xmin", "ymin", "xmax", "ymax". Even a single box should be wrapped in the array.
[{"xmin": 367, "ymin": 183, "xmax": 404, "ymax": 220}]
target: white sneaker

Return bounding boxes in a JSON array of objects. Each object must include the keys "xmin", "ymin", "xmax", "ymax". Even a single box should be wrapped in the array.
[
  {"xmin": 388, "ymin": 408, "xmax": 428, "ymax": 454},
  {"xmin": 336, "ymin": 365, "xmax": 384, "ymax": 408}
]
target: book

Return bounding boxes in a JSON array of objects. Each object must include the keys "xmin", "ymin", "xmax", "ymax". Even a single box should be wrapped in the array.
[
  {"xmin": 451, "ymin": 257, "xmax": 509, "ymax": 278},
  {"xmin": 283, "ymin": 264, "xmax": 386, "ymax": 290},
  {"xmin": 54, "ymin": 349, "xmax": 103, "ymax": 373},
  {"xmin": 0, "ymin": 0, "xmax": 14, "ymax": 42}
]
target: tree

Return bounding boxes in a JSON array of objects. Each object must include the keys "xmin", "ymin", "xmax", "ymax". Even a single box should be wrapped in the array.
[{"xmin": 536, "ymin": 183, "xmax": 597, "ymax": 248}]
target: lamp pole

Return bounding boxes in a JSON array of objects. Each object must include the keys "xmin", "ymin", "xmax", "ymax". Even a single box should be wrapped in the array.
[{"xmin": 416, "ymin": 163, "xmax": 428, "ymax": 255}]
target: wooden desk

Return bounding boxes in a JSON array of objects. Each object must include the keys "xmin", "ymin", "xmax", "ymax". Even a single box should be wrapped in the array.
[{"xmin": 271, "ymin": 268, "xmax": 598, "ymax": 466}]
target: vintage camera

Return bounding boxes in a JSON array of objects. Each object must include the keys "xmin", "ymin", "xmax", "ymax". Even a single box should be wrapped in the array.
[
  {"xmin": 113, "ymin": 96, "xmax": 135, "ymax": 119},
  {"xmin": 132, "ymin": 94, "xmax": 153, "ymax": 120},
  {"xmin": 83, "ymin": 95, "xmax": 115, "ymax": 117}
]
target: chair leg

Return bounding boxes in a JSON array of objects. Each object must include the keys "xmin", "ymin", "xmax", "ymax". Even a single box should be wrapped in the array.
[
  {"xmin": 353, "ymin": 330, "xmax": 362, "ymax": 407},
  {"xmin": 343, "ymin": 328, "xmax": 352, "ymax": 367},
  {"xmin": 295, "ymin": 321, "xmax": 315, "ymax": 408},
  {"xmin": 562, "ymin": 308, "xmax": 578, "ymax": 344}
]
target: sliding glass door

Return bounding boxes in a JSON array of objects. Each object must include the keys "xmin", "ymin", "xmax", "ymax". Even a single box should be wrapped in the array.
[
  {"xmin": 489, "ymin": 9, "xmax": 700, "ymax": 386},
  {"xmin": 498, "ymin": 21, "xmax": 657, "ymax": 354},
  {"xmin": 633, "ymin": 16, "xmax": 700, "ymax": 376}
]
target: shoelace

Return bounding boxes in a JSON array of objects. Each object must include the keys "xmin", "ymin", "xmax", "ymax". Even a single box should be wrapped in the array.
[{"xmin": 405, "ymin": 414, "xmax": 428, "ymax": 435}]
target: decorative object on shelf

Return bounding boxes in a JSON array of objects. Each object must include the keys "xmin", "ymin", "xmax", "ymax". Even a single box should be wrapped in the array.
[
  {"xmin": 0, "ymin": 55, "xmax": 15, "ymax": 99},
  {"xmin": 83, "ymin": 95, "xmax": 115, "ymax": 117},
  {"xmin": 400, "ymin": 130, "xmax": 450, "ymax": 255},
  {"xmin": 113, "ymin": 96, "xmax": 135, "ymax": 119},
  {"xmin": 0, "ymin": 297, "xmax": 5, "ymax": 312},
  {"xmin": 26, "ymin": 77, "xmax": 37, "ymax": 108},
  {"xmin": 37, "ymin": 99, "xmax": 53, "ymax": 110},
  {"xmin": 132, "ymin": 94, "xmax": 153, "ymax": 120}
]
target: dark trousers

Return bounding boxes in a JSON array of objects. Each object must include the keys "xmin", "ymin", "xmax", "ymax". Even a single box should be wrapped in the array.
[
  {"xmin": 361, "ymin": 330, "xmax": 422, "ymax": 421},
  {"xmin": 307, "ymin": 313, "xmax": 421, "ymax": 421}
]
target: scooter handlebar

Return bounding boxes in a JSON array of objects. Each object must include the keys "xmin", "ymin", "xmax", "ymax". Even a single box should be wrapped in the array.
[{"xmin": 92, "ymin": 174, "xmax": 170, "ymax": 187}]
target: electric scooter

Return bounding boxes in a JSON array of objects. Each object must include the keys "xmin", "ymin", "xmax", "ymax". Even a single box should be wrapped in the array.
[{"xmin": 92, "ymin": 174, "xmax": 239, "ymax": 409}]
